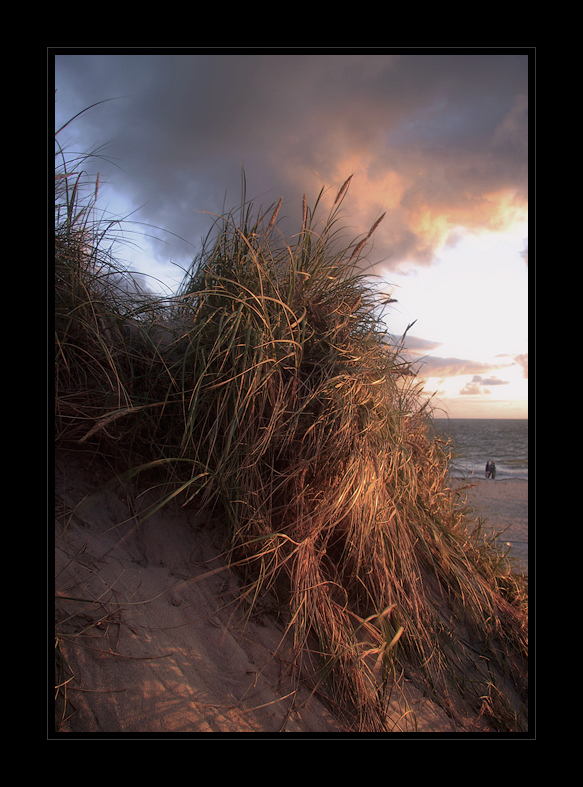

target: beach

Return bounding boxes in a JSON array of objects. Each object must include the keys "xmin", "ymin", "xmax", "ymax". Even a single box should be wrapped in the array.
[
  {"xmin": 457, "ymin": 477, "xmax": 528, "ymax": 576},
  {"xmin": 54, "ymin": 453, "xmax": 527, "ymax": 735}
]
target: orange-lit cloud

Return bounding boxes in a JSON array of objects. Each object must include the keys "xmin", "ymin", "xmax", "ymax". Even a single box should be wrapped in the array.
[
  {"xmin": 55, "ymin": 53, "xmax": 528, "ymax": 276},
  {"xmin": 285, "ymin": 143, "xmax": 528, "ymax": 274},
  {"xmin": 513, "ymin": 353, "xmax": 528, "ymax": 378}
]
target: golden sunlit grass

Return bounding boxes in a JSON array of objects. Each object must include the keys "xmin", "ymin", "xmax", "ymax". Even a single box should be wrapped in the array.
[{"xmin": 54, "ymin": 114, "xmax": 528, "ymax": 733}]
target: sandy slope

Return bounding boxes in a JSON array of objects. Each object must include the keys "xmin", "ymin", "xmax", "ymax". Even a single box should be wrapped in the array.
[{"xmin": 54, "ymin": 453, "xmax": 513, "ymax": 736}]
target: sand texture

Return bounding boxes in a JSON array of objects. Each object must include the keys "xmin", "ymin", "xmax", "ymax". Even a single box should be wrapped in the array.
[
  {"xmin": 54, "ymin": 453, "xmax": 526, "ymax": 736},
  {"xmin": 459, "ymin": 478, "xmax": 528, "ymax": 576}
]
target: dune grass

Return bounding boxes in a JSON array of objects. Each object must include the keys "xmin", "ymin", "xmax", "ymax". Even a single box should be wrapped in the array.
[{"xmin": 54, "ymin": 126, "xmax": 528, "ymax": 732}]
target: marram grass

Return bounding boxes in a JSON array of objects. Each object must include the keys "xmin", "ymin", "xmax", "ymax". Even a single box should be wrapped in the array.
[{"xmin": 55, "ymin": 132, "xmax": 528, "ymax": 732}]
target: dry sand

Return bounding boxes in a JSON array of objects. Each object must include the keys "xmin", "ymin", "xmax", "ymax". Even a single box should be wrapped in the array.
[
  {"xmin": 457, "ymin": 477, "xmax": 528, "ymax": 576},
  {"xmin": 53, "ymin": 453, "xmax": 528, "ymax": 736}
]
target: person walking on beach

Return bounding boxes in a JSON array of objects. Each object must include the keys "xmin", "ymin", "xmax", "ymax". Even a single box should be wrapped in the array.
[{"xmin": 485, "ymin": 461, "xmax": 496, "ymax": 479}]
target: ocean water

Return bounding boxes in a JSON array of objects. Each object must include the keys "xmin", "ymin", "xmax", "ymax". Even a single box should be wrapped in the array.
[{"xmin": 432, "ymin": 418, "xmax": 528, "ymax": 481}]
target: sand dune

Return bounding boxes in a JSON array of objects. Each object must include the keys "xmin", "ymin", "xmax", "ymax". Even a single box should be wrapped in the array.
[{"xmin": 54, "ymin": 453, "xmax": 526, "ymax": 736}]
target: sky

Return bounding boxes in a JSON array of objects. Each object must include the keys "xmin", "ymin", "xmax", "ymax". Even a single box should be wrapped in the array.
[{"xmin": 53, "ymin": 50, "xmax": 530, "ymax": 419}]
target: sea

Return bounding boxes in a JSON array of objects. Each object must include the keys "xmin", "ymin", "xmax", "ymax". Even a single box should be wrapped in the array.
[{"xmin": 432, "ymin": 418, "xmax": 528, "ymax": 481}]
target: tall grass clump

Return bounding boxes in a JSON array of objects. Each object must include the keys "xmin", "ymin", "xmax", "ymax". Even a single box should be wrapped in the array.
[
  {"xmin": 55, "ymin": 121, "xmax": 528, "ymax": 732},
  {"xmin": 55, "ymin": 110, "xmax": 179, "ymax": 465}
]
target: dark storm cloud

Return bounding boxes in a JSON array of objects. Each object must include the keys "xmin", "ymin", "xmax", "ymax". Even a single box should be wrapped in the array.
[{"xmin": 54, "ymin": 52, "xmax": 529, "ymax": 277}]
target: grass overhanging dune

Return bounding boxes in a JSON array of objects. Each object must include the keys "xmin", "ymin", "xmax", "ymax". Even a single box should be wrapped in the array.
[{"xmin": 55, "ymin": 125, "xmax": 528, "ymax": 733}]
